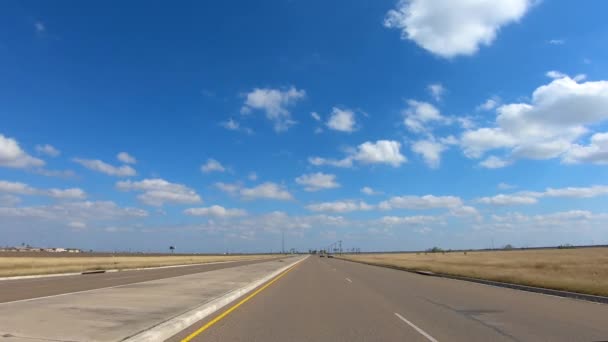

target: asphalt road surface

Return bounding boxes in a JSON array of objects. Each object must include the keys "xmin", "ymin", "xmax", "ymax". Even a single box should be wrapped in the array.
[
  {"xmin": 170, "ymin": 256, "xmax": 608, "ymax": 342},
  {"xmin": 0, "ymin": 258, "xmax": 276, "ymax": 303}
]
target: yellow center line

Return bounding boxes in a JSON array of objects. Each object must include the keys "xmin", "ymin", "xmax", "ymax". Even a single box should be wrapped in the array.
[{"xmin": 181, "ymin": 262, "xmax": 301, "ymax": 342}]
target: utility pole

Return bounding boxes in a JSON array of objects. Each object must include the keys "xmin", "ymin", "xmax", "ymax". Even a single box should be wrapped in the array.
[
  {"xmin": 281, "ymin": 229, "xmax": 285, "ymax": 254},
  {"xmin": 339, "ymin": 240, "xmax": 342, "ymax": 255}
]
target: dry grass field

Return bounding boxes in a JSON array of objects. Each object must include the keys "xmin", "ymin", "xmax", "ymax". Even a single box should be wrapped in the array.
[
  {"xmin": 343, "ymin": 247, "xmax": 608, "ymax": 297},
  {"xmin": 0, "ymin": 254, "xmax": 276, "ymax": 277}
]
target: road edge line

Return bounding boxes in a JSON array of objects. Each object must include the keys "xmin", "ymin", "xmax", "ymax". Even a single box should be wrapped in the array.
[
  {"xmin": 123, "ymin": 255, "xmax": 308, "ymax": 342},
  {"xmin": 0, "ymin": 257, "xmax": 276, "ymax": 282},
  {"xmin": 337, "ymin": 257, "xmax": 608, "ymax": 305}
]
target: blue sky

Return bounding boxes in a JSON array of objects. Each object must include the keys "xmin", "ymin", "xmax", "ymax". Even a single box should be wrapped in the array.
[{"xmin": 2, "ymin": 0, "xmax": 608, "ymax": 253}]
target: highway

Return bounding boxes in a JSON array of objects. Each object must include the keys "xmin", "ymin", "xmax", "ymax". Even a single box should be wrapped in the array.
[
  {"xmin": 170, "ymin": 256, "xmax": 608, "ymax": 342},
  {"xmin": 0, "ymin": 258, "xmax": 276, "ymax": 303}
]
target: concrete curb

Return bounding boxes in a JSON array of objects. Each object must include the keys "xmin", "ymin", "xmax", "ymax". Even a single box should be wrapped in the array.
[
  {"xmin": 337, "ymin": 258, "xmax": 608, "ymax": 305},
  {"xmin": 0, "ymin": 258, "xmax": 275, "ymax": 282},
  {"xmin": 123, "ymin": 256, "xmax": 308, "ymax": 342}
]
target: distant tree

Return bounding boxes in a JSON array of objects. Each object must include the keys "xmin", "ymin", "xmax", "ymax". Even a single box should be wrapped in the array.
[
  {"xmin": 503, "ymin": 244, "xmax": 514, "ymax": 250},
  {"xmin": 427, "ymin": 246, "xmax": 443, "ymax": 253},
  {"xmin": 169, "ymin": 246, "xmax": 175, "ymax": 254}
]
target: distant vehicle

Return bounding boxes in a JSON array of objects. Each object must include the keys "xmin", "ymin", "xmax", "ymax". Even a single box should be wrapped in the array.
[
  {"xmin": 327, "ymin": 255, "xmax": 334, "ymax": 258},
  {"xmin": 319, "ymin": 254, "xmax": 325, "ymax": 257}
]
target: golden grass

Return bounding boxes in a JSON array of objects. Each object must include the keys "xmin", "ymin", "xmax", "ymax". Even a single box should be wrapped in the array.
[
  {"xmin": 0, "ymin": 254, "xmax": 276, "ymax": 277},
  {"xmin": 343, "ymin": 248, "xmax": 608, "ymax": 297}
]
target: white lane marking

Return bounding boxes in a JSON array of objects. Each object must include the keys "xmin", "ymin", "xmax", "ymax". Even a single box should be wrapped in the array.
[
  {"xmin": 0, "ymin": 258, "xmax": 295, "ymax": 306},
  {"xmin": 394, "ymin": 312, "xmax": 438, "ymax": 342},
  {"xmin": 345, "ymin": 278, "xmax": 352, "ymax": 283},
  {"xmin": 0, "ymin": 258, "xmax": 270, "ymax": 282}
]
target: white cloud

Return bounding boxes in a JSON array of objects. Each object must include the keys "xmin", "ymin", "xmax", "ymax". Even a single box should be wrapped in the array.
[
  {"xmin": 498, "ymin": 182, "xmax": 516, "ymax": 190},
  {"xmin": 117, "ymin": 152, "xmax": 136, "ymax": 164},
  {"xmin": 380, "ymin": 215, "xmax": 441, "ymax": 226},
  {"xmin": 74, "ymin": 158, "xmax": 136, "ymax": 177},
  {"xmin": 0, "ymin": 134, "xmax": 45, "ymax": 169},
  {"xmin": 477, "ymin": 96, "xmax": 501, "ymax": 111},
  {"xmin": 411, "ymin": 139, "xmax": 446, "ymax": 168},
  {"xmin": 361, "ymin": 186, "xmax": 382, "ymax": 195},
  {"xmin": 311, "ymin": 112, "xmax": 321, "ymax": 121},
  {"xmin": 248, "ymin": 172, "xmax": 258, "ymax": 181},
  {"xmin": 201, "ymin": 158, "xmax": 226, "ymax": 173},
  {"xmin": 116, "ymin": 178, "xmax": 202, "ymax": 206},
  {"xmin": 47, "ymin": 188, "xmax": 87, "ymax": 200},
  {"xmin": 308, "ymin": 156, "xmax": 353, "ymax": 168},
  {"xmin": 543, "ymin": 185, "xmax": 608, "ymax": 198},
  {"xmin": 184, "ymin": 205, "xmax": 247, "ymax": 218},
  {"xmin": 548, "ymin": 39, "xmax": 565, "ymax": 45},
  {"xmin": 477, "ymin": 194, "xmax": 538, "ymax": 205},
  {"xmin": 36, "ymin": 144, "xmax": 60, "ymax": 157},
  {"xmin": 240, "ymin": 182, "xmax": 293, "ymax": 201},
  {"xmin": 215, "ymin": 182, "xmax": 241, "ymax": 195},
  {"xmin": 68, "ymin": 221, "xmax": 87, "ymax": 230},
  {"xmin": 220, "ymin": 118, "xmax": 253, "ymax": 134},
  {"xmin": 0, "ymin": 180, "xmax": 86, "ymax": 200},
  {"xmin": 461, "ymin": 74, "xmax": 608, "ymax": 166},
  {"xmin": 34, "ymin": 21, "xmax": 45, "ymax": 33},
  {"xmin": 353, "ymin": 140, "xmax": 407, "ymax": 167},
  {"xmin": 326, "ymin": 107, "xmax": 357, "ymax": 132},
  {"xmin": 379, "ymin": 195, "xmax": 462, "ymax": 210},
  {"xmin": 403, "ymin": 100, "xmax": 447, "ymax": 133},
  {"xmin": 563, "ymin": 132, "xmax": 608, "ymax": 165},
  {"xmin": 241, "ymin": 86, "xmax": 306, "ymax": 132},
  {"xmin": 295, "ymin": 172, "xmax": 340, "ymax": 191},
  {"xmin": 384, "ymin": 0, "xmax": 532, "ymax": 58},
  {"xmin": 0, "ymin": 201, "xmax": 147, "ymax": 221},
  {"xmin": 428, "ymin": 83, "xmax": 445, "ymax": 101},
  {"xmin": 309, "ymin": 140, "xmax": 406, "ymax": 168},
  {"xmin": 478, "ymin": 185, "xmax": 608, "ymax": 206},
  {"xmin": 479, "ymin": 155, "xmax": 512, "ymax": 169},
  {"xmin": 306, "ymin": 200, "xmax": 373, "ymax": 213}
]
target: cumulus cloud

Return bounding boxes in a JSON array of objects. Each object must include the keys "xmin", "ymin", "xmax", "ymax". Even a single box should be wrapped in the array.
[
  {"xmin": 74, "ymin": 158, "xmax": 136, "ymax": 177},
  {"xmin": 201, "ymin": 158, "xmax": 226, "ymax": 173},
  {"xmin": 306, "ymin": 200, "xmax": 373, "ymax": 213},
  {"xmin": 461, "ymin": 74, "xmax": 608, "ymax": 167},
  {"xmin": 184, "ymin": 205, "xmax": 247, "ymax": 218},
  {"xmin": 411, "ymin": 139, "xmax": 447, "ymax": 168},
  {"xmin": 478, "ymin": 185, "xmax": 608, "ymax": 206},
  {"xmin": 428, "ymin": 83, "xmax": 445, "ymax": 101},
  {"xmin": 36, "ymin": 144, "xmax": 60, "ymax": 157},
  {"xmin": 361, "ymin": 186, "xmax": 382, "ymax": 195},
  {"xmin": 0, "ymin": 134, "xmax": 45, "ymax": 169},
  {"xmin": 0, "ymin": 201, "xmax": 147, "ymax": 222},
  {"xmin": 241, "ymin": 86, "xmax": 306, "ymax": 132},
  {"xmin": 309, "ymin": 140, "xmax": 407, "ymax": 168},
  {"xmin": 116, "ymin": 178, "xmax": 202, "ymax": 206},
  {"xmin": 220, "ymin": 118, "xmax": 253, "ymax": 134},
  {"xmin": 117, "ymin": 152, "xmax": 136, "ymax": 164},
  {"xmin": 214, "ymin": 182, "xmax": 242, "ymax": 195},
  {"xmin": 326, "ymin": 107, "xmax": 357, "ymax": 132},
  {"xmin": 563, "ymin": 132, "xmax": 608, "ymax": 164},
  {"xmin": 384, "ymin": 0, "xmax": 532, "ymax": 58},
  {"xmin": 378, "ymin": 195, "xmax": 462, "ymax": 210},
  {"xmin": 548, "ymin": 39, "xmax": 565, "ymax": 45},
  {"xmin": 240, "ymin": 182, "xmax": 293, "ymax": 201},
  {"xmin": 477, "ymin": 96, "xmax": 501, "ymax": 111},
  {"xmin": 0, "ymin": 180, "xmax": 86, "ymax": 200},
  {"xmin": 477, "ymin": 194, "xmax": 538, "ymax": 205},
  {"xmin": 295, "ymin": 172, "xmax": 340, "ymax": 191},
  {"xmin": 311, "ymin": 112, "xmax": 321, "ymax": 121},
  {"xmin": 403, "ymin": 100, "xmax": 448, "ymax": 133},
  {"xmin": 379, "ymin": 215, "xmax": 441, "ymax": 226}
]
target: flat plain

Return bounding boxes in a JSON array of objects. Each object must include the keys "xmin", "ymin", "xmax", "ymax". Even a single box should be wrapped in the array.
[{"xmin": 342, "ymin": 247, "xmax": 608, "ymax": 296}]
